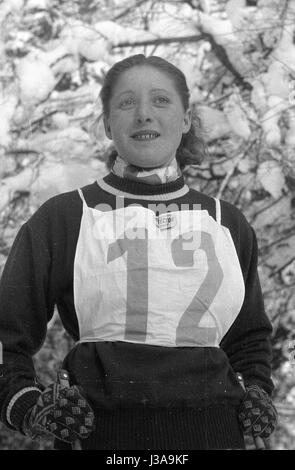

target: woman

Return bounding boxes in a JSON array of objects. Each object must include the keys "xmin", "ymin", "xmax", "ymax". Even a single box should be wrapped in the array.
[{"xmin": 0, "ymin": 54, "xmax": 277, "ymax": 450}]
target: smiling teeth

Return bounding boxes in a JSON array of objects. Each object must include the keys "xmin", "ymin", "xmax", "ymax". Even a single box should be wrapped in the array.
[{"xmin": 133, "ymin": 134, "xmax": 159, "ymax": 140}]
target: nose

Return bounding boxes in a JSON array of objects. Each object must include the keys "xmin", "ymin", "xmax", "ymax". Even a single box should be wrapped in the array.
[{"xmin": 135, "ymin": 100, "xmax": 153, "ymax": 124}]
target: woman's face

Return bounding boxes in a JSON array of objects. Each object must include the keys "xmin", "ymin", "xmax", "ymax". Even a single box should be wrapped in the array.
[{"xmin": 103, "ymin": 65, "xmax": 191, "ymax": 168}]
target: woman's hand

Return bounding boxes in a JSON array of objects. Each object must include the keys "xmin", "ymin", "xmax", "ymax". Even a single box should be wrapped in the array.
[
  {"xmin": 22, "ymin": 382, "xmax": 95, "ymax": 443},
  {"xmin": 238, "ymin": 384, "xmax": 277, "ymax": 439}
]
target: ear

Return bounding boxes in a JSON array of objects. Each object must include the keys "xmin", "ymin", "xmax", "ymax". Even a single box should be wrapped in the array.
[
  {"xmin": 182, "ymin": 108, "xmax": 192, "ymax": 134},
  {"xmin": 103, "ymin": 114, "xmax": 112, "ymax": 140}
]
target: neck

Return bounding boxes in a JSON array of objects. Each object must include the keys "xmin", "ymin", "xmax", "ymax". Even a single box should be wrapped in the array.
[
  {"xmin": 111, "ymin": 155, "xmax": 182, "ymax": 186},
  {"xmin": 98, "ymin": 172, "xmax": 189, "ymax": 201}
]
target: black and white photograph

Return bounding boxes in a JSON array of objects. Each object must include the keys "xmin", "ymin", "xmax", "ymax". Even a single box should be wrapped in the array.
[{"xmin": 0, "ymin": 0, "xmax": 294, "ymax": 452}]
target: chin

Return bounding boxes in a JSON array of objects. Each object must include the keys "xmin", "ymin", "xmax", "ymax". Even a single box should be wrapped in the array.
[
  {"xmin": 141, "ymin": 162, "xmax": 163, "ymax": 168},
  {"xmin": 121, "ymin": 150, "xmax": 171, "ymax": 168},
  {"xmin": 130, "ymin": 157, "xmax": 169, "ymax": 169}
]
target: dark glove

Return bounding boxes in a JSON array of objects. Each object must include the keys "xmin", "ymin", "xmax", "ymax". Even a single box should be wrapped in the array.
[
  {"xmin": 22, "ymin": 382, "xmax": 95, "ymax": 443},
  {"xmin": 238, "ymin": 384, "xmax": 277, "ymax": 439}
]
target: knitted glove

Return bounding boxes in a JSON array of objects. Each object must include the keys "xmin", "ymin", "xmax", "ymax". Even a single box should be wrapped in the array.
[
  {"xmin": 238, "ymin": 385, "xmax": 277, "ymax": 439},
  {"xmin": 22, "ymin": 382, "xmax": 95, "ymax": 443}
]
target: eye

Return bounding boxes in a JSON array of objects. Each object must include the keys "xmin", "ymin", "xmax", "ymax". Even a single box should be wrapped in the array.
[
  {"xmin": 154, "ymin": 96, "xmax": 170, "ymax": 105},
  {"xmin": 119, "ymin": 97, "xmax": 136, "ymax": 108}
]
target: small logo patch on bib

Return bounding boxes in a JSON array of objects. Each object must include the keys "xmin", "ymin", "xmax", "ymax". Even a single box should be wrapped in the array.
[{"xmin": 155, "ymin": 213, "xmax": 177, "ymax": 230}]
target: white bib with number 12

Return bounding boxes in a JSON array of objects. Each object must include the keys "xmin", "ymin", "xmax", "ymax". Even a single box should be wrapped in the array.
[{"xmin": 74, "ymin": 192, "xmax": 245, "ymax": 348}]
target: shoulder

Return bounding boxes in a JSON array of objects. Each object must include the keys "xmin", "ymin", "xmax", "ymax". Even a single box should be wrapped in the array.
[
  {"xmin": 29, "ymin": 181, "xmax": 99, "ymax": 221},
  {"xmin": 219, "ymin": 198, "xmax": 250, "ymax": 231},
  {"xmin": 187, "ymin": 187, "xmax": 250, "ymax": 233},
  {"xmin": 188, "ymin": 188, "xmax": 255, "ymax": 264},
  {"xmin": 186, "ymin": 187, "xmax": 217, "ymax": 218},
  {"xmin": 218, "ymin": 199, "xmax": 258, "ymax": 275},
  {"xmin": 24, "ymin": 181, "xmax": 100, "ymax": 240}
]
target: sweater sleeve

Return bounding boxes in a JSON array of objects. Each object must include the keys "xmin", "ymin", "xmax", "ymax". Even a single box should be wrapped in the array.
[
  {"xmin": 220, "ymin": 218, "xmax": 274, "ymax": 397},
  {"xmin": 0, "ymin": 211, "xmax": 55, "ymax": 431}
]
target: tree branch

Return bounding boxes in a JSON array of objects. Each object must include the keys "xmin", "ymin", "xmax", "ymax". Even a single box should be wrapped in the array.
[
  {"xmin": 112, "ymin": 0, "xmax": 151, "ymax": 21},
  {"xmin": 112, "ymin": 30, "xmax": 252, "ymax": 91},
  {"xmin": 112, "ymin": 33, "xmax": 205, "ymax": 49},
  {"xmin": 203, "ymin": 33, "xmax": 253, "ymax": 90}
]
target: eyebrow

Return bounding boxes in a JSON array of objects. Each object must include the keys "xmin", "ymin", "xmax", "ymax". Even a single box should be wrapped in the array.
[{"xmin": 116, "ymin": 88, "xmax": 173, "ymax": 98}]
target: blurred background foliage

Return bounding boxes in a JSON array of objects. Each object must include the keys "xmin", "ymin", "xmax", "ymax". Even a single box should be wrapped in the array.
[{"xmin": 0, "ymin": 0, "xmax": 295, "ymax": 449}]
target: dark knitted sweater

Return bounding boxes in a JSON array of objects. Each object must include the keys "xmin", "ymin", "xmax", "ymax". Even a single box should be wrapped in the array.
[{"xmin": 0, "ymin": 173, "xmax": 273, "ymax": 450}]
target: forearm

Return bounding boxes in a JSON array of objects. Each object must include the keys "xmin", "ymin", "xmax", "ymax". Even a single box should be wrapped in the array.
[
  {"xmin": 0, "ymin": 354, "xmax": 43, "ymax": 431},
  {"xmin": 220, "ymin": 224, "xmax": 274, "ymax": 396},
  {"xmin": 0, "ymin": 221, "xmax": 54, "ymax": 431},
  {"xmin": 222, "ymin": 326, "xmax": 274, "ymax": 395}
]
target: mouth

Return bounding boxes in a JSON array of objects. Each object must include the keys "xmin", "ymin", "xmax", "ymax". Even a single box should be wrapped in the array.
[{"xmin": 131, "ymin": 130, "xmax": 160, "ymax": 141}]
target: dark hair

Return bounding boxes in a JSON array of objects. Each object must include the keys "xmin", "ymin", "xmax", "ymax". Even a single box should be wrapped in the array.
[{"xmin": 97, "ymin": 54, "xmax": 208, "ymax": 170}]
